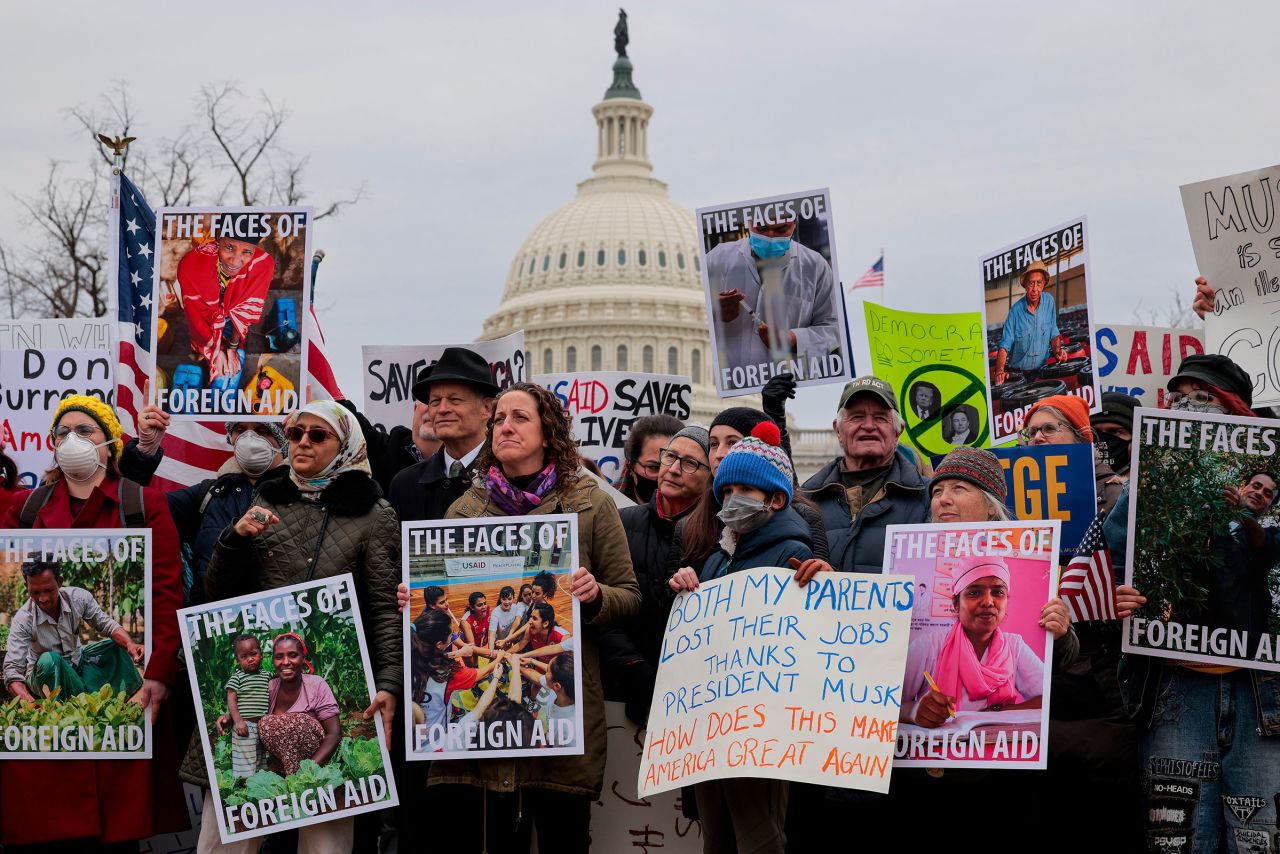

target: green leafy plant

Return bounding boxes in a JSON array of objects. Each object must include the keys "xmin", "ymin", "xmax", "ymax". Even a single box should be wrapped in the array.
[
  {"xmin": 0, "ymin": 683, "xmax": 143, "ymax": 750},
  {"xmin": 336, "ymin": 736, "xmax": 384, "ymax": 780},
  {"xmin": 286, "ymin": 758, "xmax": 344, "ymax": 796},
  {"xmin": 243, "ymin": 769, "xmax": 288, "ymax": 802}
]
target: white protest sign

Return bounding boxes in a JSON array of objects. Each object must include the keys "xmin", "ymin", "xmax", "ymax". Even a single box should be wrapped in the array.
[
  {"xmin": 1181, "ymin": 166, "xmax": 1280, "ymax": 407},
  {"xmin": 638, "ymin": 567, "xmax": 913, "ymax": 797},
  {"xmin": 1094, "ymin": 324, "xmax": 1204, "ymax": 409},
  {"xmin": 0, "ymin": 318, "xmax": 111, "ymax": 350},
  {"xmin": 362, "ymin": 331, "xmax": 526, "ymax": 432},
  {"xmin": 534, "ymin": 372, "xmax": 692, "ymax": 483},
  {"xmin": 0, "ymin": 347, "xmax": 114, "ymax": 487}
]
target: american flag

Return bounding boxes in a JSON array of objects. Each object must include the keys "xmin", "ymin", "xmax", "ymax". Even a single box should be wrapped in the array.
[
  {"xmin": 848, "ymin": 255, "xmax": 884, "ymax": 291},
  {"xmin": 114, "ymin": 173, "xmax": 343, "ymax": 492},
  {"xmin": 1057, "ymin": 510, "xmax": 1118, "ymax": 622}
]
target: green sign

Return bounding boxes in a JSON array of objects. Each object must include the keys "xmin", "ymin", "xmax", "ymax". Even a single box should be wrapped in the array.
[{"xmin": 863, "ymin": 301, "xmax": 990, "ymax": 457}]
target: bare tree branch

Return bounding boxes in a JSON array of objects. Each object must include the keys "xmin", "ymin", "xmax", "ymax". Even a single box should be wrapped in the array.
[{"xmin": 1132, "ymin": 286, "xmax": 1199, "ymax": 329}]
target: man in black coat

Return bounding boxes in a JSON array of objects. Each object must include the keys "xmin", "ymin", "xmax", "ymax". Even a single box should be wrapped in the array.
[{"xmin": 387, "ymin": 347, "xmax": 497, "ymax": 523}]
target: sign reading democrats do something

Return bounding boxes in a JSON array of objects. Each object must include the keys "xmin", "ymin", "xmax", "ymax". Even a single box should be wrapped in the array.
[
  {"xmin": 863, "ymin": 302, "xmax": 989, "ymax": 458},
  {"xmin": 638, "ymin": 568, "xmax": 913, "ymax": 797}
]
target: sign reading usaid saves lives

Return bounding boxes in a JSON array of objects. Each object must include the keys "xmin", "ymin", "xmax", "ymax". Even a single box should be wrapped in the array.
[{"xmin": 534, "ymin": 371, "xmax": 692, "ymax": 482}]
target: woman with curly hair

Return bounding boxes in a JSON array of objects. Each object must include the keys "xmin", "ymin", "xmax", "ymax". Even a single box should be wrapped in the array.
[{"xmin": 428, "ymin": 382, "xmax": 640, "ymax": 853}]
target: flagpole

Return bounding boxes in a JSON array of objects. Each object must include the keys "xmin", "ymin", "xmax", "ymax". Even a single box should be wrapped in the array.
[{"xmin": 99, "ymin": 134, "xmax": 132, "ymax": 424}]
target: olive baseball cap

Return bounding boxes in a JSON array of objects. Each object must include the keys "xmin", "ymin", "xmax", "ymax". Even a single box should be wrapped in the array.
[{"xmin": 838, "ymin": 375, "xmax": 898, "ymax": 412}]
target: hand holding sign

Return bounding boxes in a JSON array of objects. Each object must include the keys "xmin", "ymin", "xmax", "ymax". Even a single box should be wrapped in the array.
[
  {"xmin": 1193, "ymin": 276, "xmax": 1213, "ymax": 319},
  {"xmin": 570, "ymin": 565, "xmax": 600, "ymax": 603}
]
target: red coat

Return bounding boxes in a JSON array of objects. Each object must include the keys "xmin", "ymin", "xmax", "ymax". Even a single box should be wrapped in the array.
[
  {"xmin": 0, "ymin": 475, "xmax": 189, "ymax": 844},
  {"xmin": 0, "ymin": 486, "xmax": 26, "ymax": 524}
]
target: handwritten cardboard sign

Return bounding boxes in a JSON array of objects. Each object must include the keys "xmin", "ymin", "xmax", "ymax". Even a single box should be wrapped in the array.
[
  {"xmin": 638, "ymin": 567, "xmax": 912, "ymax": 797},
  {"xmin": 864, "ymin": 302, "xmax": 989, "ymax": 456},
  {"xmin": 1180, "ymin": 165, "xmax": 1280, "ymax": 407}
]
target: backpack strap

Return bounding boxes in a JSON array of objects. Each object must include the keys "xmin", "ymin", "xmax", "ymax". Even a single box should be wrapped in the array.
[
  {"xmin": 197, "ymin": 478, "xmax": 219, "ymax": 515},
  {"xmin": 118, "ymin": 477, "xmax": 147, "ymax": 528},
  {"xmin": 18, "ymin": 483, "xmax": 56, "ymax": 529}
]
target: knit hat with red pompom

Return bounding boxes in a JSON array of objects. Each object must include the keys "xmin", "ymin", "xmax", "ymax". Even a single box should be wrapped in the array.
[{"xmin": 713, "ymin": 421, "xmax": 794, "ymax": 505}]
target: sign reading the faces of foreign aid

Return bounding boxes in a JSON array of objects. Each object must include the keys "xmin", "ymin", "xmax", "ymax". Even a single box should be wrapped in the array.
[
  {"xmin": 638, "ymin": 567, "xmax": 913, "ymax": 797},
  {"xmin": 535, "ymin": 371, "xmax": 692, "ymax": 483},
  {"xmin": 884, "ymin": 521, "xmax": 1060, "ymax": 769},
  {"xmin": 0, "ymin": 530, "xmax": 152, "ymax": 758},
  {"xmin": 149, "ymin": 207, "xmax": 313, "ymax": 421},
  {"xmin": 863, "ymin": 302, "xmax": 990, "ymax": 457},
  {"xmin": 981, "ymin": 217, "xmax": 1100, "ymax": 445},
  {"xmin": 697, "ymin": 188, "xmax": 854, "ymax": 397},
  {"xmin": 1180, "ymin": 165, "xmax": 1280, "ymax": 408},
  {"xmin": 1124, "ymin": 408, "xmax": 1280, "ymax": 671},
  {"xmin": 403, "ymin": 515, "xmax": 584, "ymax": 761},
  {"xmin": 179, "ymin": 575, "xmax": 397, "ymax": 843},
  {"xmin": 361, "ymin": 332, "xmax": 527, "ymax": 434}
]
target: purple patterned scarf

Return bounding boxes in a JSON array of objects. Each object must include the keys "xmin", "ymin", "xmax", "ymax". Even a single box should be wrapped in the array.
[{"xmin": 484, "ymin": 462, "xmax": 559, "ymax": 516}]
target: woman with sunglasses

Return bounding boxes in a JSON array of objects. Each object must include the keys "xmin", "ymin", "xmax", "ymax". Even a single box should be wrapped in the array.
[
  {"xmin": 428, "ymin": 382, "xmax": 640, "ymax": 854},
  {"xmin": 0, "ymin": 394, "xmax": 188, "ymax": 849},
  {"xmin": 119, "ymin": 407, "xmax": 289, "ymax": 606},
  {"xmin": 183, "ymin": 400, "xmax": 402, "ymax": 850}
]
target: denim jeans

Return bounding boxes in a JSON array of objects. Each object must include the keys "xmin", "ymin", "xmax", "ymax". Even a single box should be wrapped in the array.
[{"xmin": 1143, "ymin": 667, "xmax": 1280, "ymax": 853}]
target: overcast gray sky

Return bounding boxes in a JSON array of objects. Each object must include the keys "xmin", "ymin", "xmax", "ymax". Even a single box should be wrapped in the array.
[{"xmin": 3, "ymin": 1, "xmax": 1277, "ymax": 428}]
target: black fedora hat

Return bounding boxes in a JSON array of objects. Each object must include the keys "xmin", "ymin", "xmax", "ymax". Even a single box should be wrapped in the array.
[{"xmin": 412, "ymin": 347, "xmax": 501, "ymax": 404}]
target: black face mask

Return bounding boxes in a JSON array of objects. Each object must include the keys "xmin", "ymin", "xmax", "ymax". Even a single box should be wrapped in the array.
[
  {"xmin": 1096, "ymin": 430, "xmax": 1131, "ymax": 474},
  {"xmin": 632, "ymin": 473, "xmax": 659, "ymax": 504}
]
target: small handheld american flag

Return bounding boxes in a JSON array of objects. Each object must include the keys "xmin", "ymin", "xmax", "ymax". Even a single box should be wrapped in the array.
[{"xmin": 1057, "ymin": 510, "xmax": 1119, "ymax": 622}]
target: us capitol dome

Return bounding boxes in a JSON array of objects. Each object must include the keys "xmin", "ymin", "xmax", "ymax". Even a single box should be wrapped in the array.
[{"xmin": 479, "ymin": 32, "xmax": 730, "ymax": 424}]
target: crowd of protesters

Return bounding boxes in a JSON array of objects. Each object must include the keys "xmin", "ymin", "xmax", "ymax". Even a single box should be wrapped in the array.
[{"xmin": 0, "ymin": 273, "xmax": 1269, "ymax": 854}]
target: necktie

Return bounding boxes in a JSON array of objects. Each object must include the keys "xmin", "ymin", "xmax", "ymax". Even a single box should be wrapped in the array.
[{"xmin": 449, "ymin": 461, "xmax": 464, "ymax": 480}]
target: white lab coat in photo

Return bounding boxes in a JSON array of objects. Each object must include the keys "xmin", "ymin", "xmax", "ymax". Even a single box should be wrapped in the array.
[{"xmin": 705, "ymin": 237, "xmax": 840, "ymax": 369}]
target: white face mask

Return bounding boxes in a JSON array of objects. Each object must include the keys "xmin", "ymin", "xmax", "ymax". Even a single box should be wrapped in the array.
[
  {"xmin": 234, "ymin": 430, "xmax": 278, "ymax": 477},
  {"xmin": 55, "ymin": 432, "xmax": 113, "ymax": 482}
]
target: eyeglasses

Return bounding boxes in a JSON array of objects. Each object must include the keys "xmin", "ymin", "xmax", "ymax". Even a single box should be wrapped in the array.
[
  {"xmin": 659, "ymin": 448, "xmax": 709, "ymax": 475},
  {"xmin": 1165, "ymin": 390, "xmax": 1219, "ymax": 409},
  {"xmin": 52, "ymin": 424, "xmax": 102, "ymax": 441},
  {"xmin": 1019, "ymin": 421, "xmax": 1070, "ymax": 443},
  {"xmin": 632, "ymin": 459, "xmax": 662, "ymax": 476},
  {"xmin": 285, "ymin": 425, "xmax": 339, "ymax": 444}
]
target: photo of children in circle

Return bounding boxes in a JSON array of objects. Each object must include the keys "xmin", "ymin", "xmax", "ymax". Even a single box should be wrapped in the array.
[{"xmin": 408, "ymin": 574, "xmax": 577, "ymax": 755}]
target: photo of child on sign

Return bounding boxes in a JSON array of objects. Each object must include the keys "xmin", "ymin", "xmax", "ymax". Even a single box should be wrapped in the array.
[
  {"xmin": 403, "ymin": 515, "xmax": 583, "ymax": 760},
  {"xmin": 178, "ymin": 574, "xmax": 396, "ymax": 844},
  {"xmin": 150, "ymin": 207, "xmax": 312, "ymax": 421}
]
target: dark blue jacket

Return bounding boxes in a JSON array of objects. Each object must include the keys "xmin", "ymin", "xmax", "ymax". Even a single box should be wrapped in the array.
[
  {"xmin": 700, "ymin": 505, "xmax": 813, "ymax": 581},
  {"xmin": 119, "ymin": 438, "xmax": 287, "ymax": 605},
  {"xmin": 803, "ymin": 448, "xmax": 930, "ymax": 575}
]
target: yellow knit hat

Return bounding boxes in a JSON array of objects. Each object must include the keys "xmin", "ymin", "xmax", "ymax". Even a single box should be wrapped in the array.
[{"xmin": 50, "ymin": 394, "xmax": 123, "ymax": 460}]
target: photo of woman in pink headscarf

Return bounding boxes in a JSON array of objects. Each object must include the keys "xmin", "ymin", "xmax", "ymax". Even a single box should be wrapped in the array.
[{"xmin": 900, "ymin": 555, "xmax": 1055, "ymax": 728}]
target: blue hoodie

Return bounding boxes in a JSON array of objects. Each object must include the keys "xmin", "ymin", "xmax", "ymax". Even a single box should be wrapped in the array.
[{"xmin": 700, "ymin": 504, "xmax": 814, "ymax": 581}]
